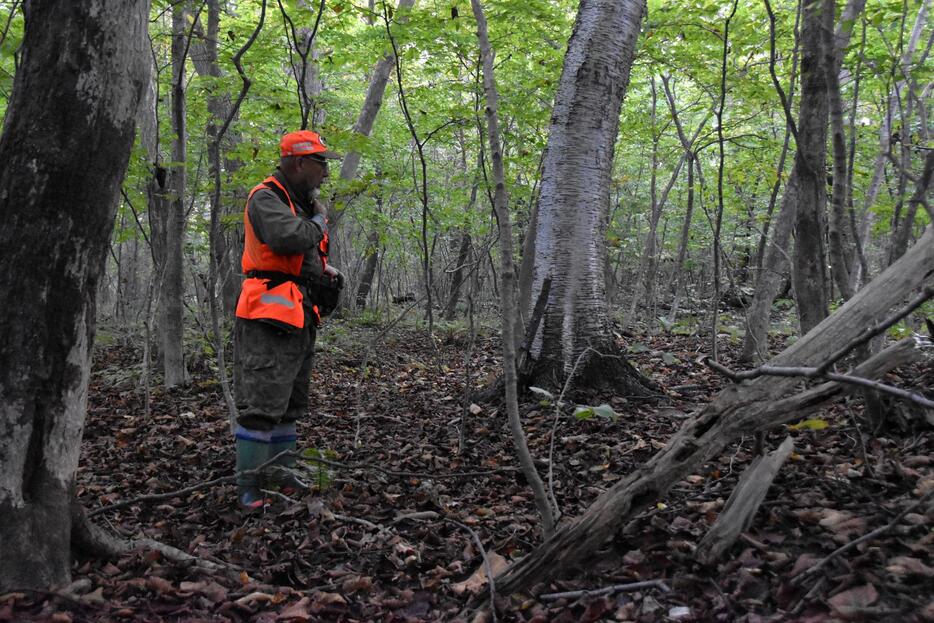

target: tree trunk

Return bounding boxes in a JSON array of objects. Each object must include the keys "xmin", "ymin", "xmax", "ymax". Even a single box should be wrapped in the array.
[
  {"xmin": 0, "ymin": 0, "xmax": 149, "ymax": 592},
  {"xmin": 355, "ymin": 230, "xmax": 381, "ymax": 310},
  {"xmin": 826, "ymin": 0, "xmax": 866, "ymax": 301},
  {"xmin": 526, "ymin": 0, "xmax": 654, "ymax": 396},
  {"xmin": 742, "ymin": 0, "xmax": 860, "ymax": 362},
  {"xmin": 329, "ymin": 0, "xmax": 417, "ymax": 235},
  {"xmin": 191, "ymin": 0, "xmax": 241, "ymax": 318},
  {"xmin": 493, "ymin": 226, "xmax": 934, "ymax": 596},
  {"xmin": 161, "ymin": 3, "xmax": 189, "ymax": 388},
  {"xmin": 850, "ymin": 0, "xmax": 929, "ymax": 287},
  {"xmin": 791, "ymin": 0, "xmax": 832, "ymax": 335},
  {"xmin": 444, "ymin": 230, "xmax": 473, "ymax": 320}
]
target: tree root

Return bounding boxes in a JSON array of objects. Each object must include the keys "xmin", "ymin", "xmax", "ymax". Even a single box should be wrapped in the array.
[{"xmin": 70, "ymin": 502, "xmax": 237, "ymax": 579}]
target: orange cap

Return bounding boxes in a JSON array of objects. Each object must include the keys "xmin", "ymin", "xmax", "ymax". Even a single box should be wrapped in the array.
[{"xmin": 280, "ymin": 130, "xmax": 341, "ymax": 159}]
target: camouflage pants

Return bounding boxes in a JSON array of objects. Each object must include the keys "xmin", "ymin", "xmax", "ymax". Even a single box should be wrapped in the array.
[{"xmin": 234, "ymin": 318, "xmax": 316, "ymax": 432}]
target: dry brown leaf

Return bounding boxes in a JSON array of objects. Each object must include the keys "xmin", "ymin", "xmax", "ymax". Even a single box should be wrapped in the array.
[
  {"xmin": 450, "ymin": 552, "xmax": 509, "ymax": 595},
  {"xmin": 789, "ymin": 553, "xmax": 819, "ymax": 577},
  {"xmin": 818, "ymin": 509, "xmax": 865, "ymax": 535},
  {"xmin": 235, "ymin": 591, "xmax": 275, "ymax": 607},
  {"xmin": 828, "ymin": 583, "xmax": 879, "ymax": 619},
  {"xmin": 144, "ymin": 576, "xmax": 173, "ymax": 594},
  {"xmin": 341, "ymin": 574, "xmax": 373, "ymax": 593},
  {"xmin": 312, "ymin": 591, "xmax": 347, "ymax": 606},
  {"xmin": 886, "ymin": 556, "xmax": 934, "ymax": 577},
  {"xmin": 80, "ymin": 587, "xmax": 106, "ymax": 605},
  {"xmin": 277, "ymin": 597, "xmax": 312, "ymax": 621}
]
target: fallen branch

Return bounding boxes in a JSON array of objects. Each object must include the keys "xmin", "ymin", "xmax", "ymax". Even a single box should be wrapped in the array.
[
  {"xmin": 539, "ymin": 579, "xmax": 671, "ymax": 602},
  {"xmin": 71, "ymin": 502, "xmax": 236, "ymax": 578},
  {"xmin": 695, "ymin": 436, "xmax": 795, "ymax": 564},
  {"xmin": 704, "ymin": 283, "xmax": 934, "ymax": 389},
  {"xmin": 703, "ymin": 347, "xmax": 934, "ymax": 409},
  {"xmin": 332, "ymin": 513, "xmax": 385, "ymax": 533}
]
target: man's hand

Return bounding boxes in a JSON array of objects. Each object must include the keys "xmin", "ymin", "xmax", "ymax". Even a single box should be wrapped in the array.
[
  {"xmin": 312, "ymin": 199, "xmax": 327, "ymax": 219},
  {"xmin": 324, "ymin": 264, "xmax": 344, "ymax": 290}
]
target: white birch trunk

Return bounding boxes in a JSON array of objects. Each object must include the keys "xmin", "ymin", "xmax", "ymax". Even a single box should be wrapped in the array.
[{"xmin": 527, "ymin": 0, "xmax": 649, "ymax": 391}]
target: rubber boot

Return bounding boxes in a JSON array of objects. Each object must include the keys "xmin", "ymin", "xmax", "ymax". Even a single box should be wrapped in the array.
[
  {"xmin": 269, "ymin": 423, "xmax": 308, "ymax": 496},
  {"xmin": 235, "ymin": 432, "xmax": 271, "ymax": 510}
]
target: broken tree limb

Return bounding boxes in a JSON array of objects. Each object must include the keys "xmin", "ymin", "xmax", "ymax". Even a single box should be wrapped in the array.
[
  {"xmin": 490, "ymin": 227, "xmax": 934, "ymax": 597},
  {"xmin": 703, "ymin": 357, "xmax": 934, "ymax": 408},
  {"xmin": 695, "ymin": 436, "xmax": 795, "ymax": 564}
]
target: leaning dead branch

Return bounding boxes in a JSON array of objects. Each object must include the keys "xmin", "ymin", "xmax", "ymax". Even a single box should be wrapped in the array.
[{"xmin": 489, "ymin": 226, "xmax": 934, "ymax": 597}]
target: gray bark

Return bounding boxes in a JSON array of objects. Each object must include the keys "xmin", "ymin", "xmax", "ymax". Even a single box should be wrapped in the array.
[
  {"xmin": 826, "ymin": 0, "xmax": 866, "ymax": 300},
  {"xmin": 160, "ymin": 3, "xmax": 189, "ymax": 388},
  {"xmin": 791, "ymin": 0, "xmax": 833, "ymax": 335},
  {"xmin": 742, "ymin": 0, "xmax": 861, "ymax": 362},
  {"xmin": 887, "ymin": 1, "xmax": 931, "ymax": 264},
  {"xmin": 0, "ymin": 0, "xmax": 150, "ymax": 591},
  {"xmin": 192, "ymin": 0, "xmax": 241, "ymax": 316},
  {"xmin": 851, "ymin": 0, "xmax": 930, "ymax": 287},
  {"xmin": 527, "ymin": 0, "xmax": 652, "ymax": 395},
  {"xmin": 355, "ymin": 230, "xmax": 380, "ymax": 310},
  {"xmin": 695, "ymin": 436, "xmax": 794, "ymax": 564}
]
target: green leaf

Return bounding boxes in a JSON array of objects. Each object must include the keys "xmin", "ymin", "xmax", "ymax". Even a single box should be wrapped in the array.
[
  {"xmin": 788, "ymin": 418, "xmax": 829, "ymax": 431},
  {"xmin": 662, "ymin": 352, "xmax": 681, "ymax": 365},
  {"xmin": 573, "ymin": 403, "xmax": 618, "ymax": 421}
]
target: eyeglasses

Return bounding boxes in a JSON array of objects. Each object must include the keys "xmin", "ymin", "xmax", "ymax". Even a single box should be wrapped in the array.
[{"xmin": 303, "ymin": 156, "xmax": 328, "ymax": 168}]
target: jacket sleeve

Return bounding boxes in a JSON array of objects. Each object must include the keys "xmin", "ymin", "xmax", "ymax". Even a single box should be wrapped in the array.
[{"xmin": 248, "ymin": 188, "xmax": 325, "ymax": 255}]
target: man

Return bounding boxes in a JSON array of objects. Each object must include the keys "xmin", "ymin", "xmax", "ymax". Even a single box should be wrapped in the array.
[{"xmin": 233, "ymin": 130, "xmax": 343, "ymax": 509}]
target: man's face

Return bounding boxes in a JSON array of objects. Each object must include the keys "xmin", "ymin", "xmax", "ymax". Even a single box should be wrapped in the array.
[{"xmin": 294, "ymin": 155, "xmax": 329, "ymax": 197}]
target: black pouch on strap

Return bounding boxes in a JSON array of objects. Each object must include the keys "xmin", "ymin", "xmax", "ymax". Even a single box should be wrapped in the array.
[{"xmin": 306, "ymin": 274, "xmax": 342, "ymax": 317}]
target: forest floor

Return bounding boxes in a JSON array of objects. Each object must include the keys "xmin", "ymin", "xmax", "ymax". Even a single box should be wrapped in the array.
[{"xmin": 3, "ymin": 310, "xmax": 933, "ymax": 622}]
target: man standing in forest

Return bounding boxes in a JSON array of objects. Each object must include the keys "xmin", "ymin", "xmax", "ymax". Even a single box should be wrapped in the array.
[{"xmin": 233, "ymin": 130, "xmax": 343, "ymax": 509}]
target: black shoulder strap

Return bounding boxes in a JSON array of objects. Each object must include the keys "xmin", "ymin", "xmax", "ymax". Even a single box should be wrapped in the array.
[{"xmin": 258, "ymin": 180, "xmax": 291, "ymax": 207}]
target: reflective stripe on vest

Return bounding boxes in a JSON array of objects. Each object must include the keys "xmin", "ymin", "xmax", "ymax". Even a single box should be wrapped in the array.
[{"xmin": 235, "ymin": 177, "xmax": 306, "ymax": 329}]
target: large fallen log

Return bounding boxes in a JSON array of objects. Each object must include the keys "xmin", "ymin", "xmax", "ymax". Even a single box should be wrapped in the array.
[{"xmin": 493, "ymin": 226, "xmax": 934, "ymax": 596}]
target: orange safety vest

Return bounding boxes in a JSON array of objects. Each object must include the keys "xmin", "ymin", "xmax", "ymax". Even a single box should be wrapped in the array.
[{"xmin": 235, "ymin": 176, "xmax": 328, "ymax": 329}]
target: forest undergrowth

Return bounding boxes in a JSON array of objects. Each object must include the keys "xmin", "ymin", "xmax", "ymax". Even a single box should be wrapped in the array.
[{"xmin": 3, "ymin": 310, "xmax": 932, "ymax": 622}]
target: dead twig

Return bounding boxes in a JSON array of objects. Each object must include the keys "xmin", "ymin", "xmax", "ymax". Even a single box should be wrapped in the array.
[
  {"xmin": 446, "ymin": 517, "xmax": 498, "ymax": 623},
  {"xmin": 702, "ymin": 334, "xmax": 934, "ymax": 409},
  {"xmin": 539, "ymin": 579, "xmax": 671, "ymax": 601},
  {"xmin": 332, "ymin": 513, "xmax": 386, "ymax": 533}
]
